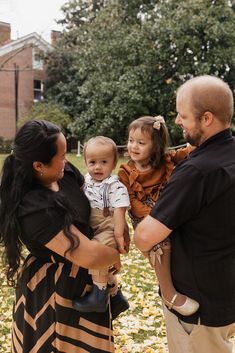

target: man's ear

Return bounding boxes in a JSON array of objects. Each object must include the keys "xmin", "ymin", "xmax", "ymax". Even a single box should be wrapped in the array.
[
  {"xmin": 32, "ymin": 161, "xmax": 43, "ymax": 173},
  {"xmin": 202, "ymin": 111, "xmax": 214, "ymax": 126}
]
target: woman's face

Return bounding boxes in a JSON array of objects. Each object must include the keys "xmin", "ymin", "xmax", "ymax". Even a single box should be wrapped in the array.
[{"xmin": 38, "ymin": 133, "xmax": 67, "ymax": 185}]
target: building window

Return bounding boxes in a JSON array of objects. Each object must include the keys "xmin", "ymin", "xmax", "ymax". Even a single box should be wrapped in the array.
[
  {"xmin": 34, "ymin": 80, "xmax": 44, "ymax": 101},
  {"xmin": 33, "ymin": 48, "xmax": 44, "ymax": 70}
]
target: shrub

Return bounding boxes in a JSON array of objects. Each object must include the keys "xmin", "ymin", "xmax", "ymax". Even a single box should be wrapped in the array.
[{"xmin": 0, "ymin": 137, "xmax": 13, "ymax": 154}]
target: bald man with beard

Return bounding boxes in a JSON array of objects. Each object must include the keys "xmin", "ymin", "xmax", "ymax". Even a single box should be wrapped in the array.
[{"xmin": 135, "ymin": 75, "xmax": 235, "ymax": 353}]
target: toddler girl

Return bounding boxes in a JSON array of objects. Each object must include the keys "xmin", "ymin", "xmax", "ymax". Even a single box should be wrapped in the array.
[{"xmin": 118, "ymin": 116, "xmax": 199, "ymax": 316}]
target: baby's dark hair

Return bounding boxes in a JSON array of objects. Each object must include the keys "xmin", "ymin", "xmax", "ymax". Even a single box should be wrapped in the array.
[{"xmin": 128, "ymin": 116, "xmax": 170, "ymax": 168}]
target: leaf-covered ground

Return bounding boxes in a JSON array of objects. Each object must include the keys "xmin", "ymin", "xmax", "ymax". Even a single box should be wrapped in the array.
[
  {"xmin": 113, "ymin": 231, "xmax": 168, "ymax": 353},
  {"xmin": 0, "ymin": 232, "xmax": 168, "ymax": 353}
]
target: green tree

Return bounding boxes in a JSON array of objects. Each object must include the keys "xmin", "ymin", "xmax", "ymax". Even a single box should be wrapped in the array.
[
  {"xmin": 59, "ymin": 0, "xmax": 106, "ymax": 28},
  {"xmin": 18, "ymin": 101, "xmax": 72, "ymax": 136},
  {"xmin": 46, "ymin": 1, "xmax": 160, "ymax": 143},
  {"xmin": 151, "ymin": 0, "xmax": 235, "ymax": 142},
  {"xmin": 45, "ymin": 0, "xmax": 235, "ymax": 145}
]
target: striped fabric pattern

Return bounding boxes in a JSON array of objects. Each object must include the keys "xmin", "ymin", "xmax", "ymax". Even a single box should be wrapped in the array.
[{"xmin": 12, "ymin": 255, "xmax": 114, "ymax": 353}]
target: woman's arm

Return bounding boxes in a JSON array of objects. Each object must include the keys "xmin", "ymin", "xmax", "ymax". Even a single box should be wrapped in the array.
[{"xmin": 45, "ymin": 225, "xmax": 120, "ymax": 270}]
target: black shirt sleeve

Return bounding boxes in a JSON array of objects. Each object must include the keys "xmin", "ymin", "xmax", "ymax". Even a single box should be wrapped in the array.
[
  {"xmin": 150, "ymin": 163, "xmax": 205, "ymax": 229},
  {"xmin": 18, "ymin": 164, "xmax": 92, "ymax": 250},
  {"xmin": 21, "ymin": 208, "xmax": 66, "ymax": 245},
  {"xmin": 19, "ymin": 190, "xmax": 68, "ymax": 245}
]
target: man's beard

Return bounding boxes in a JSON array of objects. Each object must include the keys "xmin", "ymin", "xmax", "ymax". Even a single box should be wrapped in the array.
[{"xmin": 184, "ymin": 130, "xmax": 202, "ymax": 147}]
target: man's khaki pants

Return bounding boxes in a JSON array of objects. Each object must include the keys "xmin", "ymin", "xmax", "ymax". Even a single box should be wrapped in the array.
[{"xmin": 163, "ymin": 304, "xmax": 235, "ymax": 353}]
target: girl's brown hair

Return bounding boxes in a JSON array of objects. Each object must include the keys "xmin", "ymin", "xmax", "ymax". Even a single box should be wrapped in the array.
[{"xmin": 128, "ymin": 116, "xmax": 170, "ymax": 168}]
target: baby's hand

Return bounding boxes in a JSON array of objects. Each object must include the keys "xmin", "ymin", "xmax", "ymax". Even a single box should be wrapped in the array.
[
  {"xmin": 115, "ymin": 235, "xmax": 127, "ymax": 254},
  {"xmin": 109, "ymin": 259, "xmax": 121, "ymax": 274},
  {"xmin": 123, "ymin": 223, "xmax": 130, "ymax": 253}
]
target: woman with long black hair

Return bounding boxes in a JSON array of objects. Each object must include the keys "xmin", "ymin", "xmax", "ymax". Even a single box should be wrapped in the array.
[{"xmin": 0, "ymin": 120, "xmax": 122, "ymax": 353}]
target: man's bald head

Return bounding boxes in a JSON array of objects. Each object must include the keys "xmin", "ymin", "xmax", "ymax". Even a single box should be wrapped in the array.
[{"xmin": 177, "ymin": 75, "xmax": 234, "ymax": 126}]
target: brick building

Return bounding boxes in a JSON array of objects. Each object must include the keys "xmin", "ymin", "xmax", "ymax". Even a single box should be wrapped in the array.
[{"xmin": 0, "ymin": 22, "xmax": 53, "ymax": 138}]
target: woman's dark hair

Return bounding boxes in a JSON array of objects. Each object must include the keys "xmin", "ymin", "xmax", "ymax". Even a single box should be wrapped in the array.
[
  {"xmin": 128, "ymin": 116, "xmax": 171, "ymax": 168},
  {"xmin": 0, "ymin": 120, "xmax": 77, "ymax": 286}
]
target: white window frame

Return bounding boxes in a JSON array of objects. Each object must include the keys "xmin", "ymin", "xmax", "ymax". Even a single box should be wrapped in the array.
[
  {"xmin": 32, "ymin": 48, "xmax": 44, "ymax": 70},
  {"xmin": 33, "ymin": 80, "xmax": 44, "ymax": 102}
]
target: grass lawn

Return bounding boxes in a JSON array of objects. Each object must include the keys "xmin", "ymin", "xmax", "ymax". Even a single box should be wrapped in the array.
[
  {"xmin": 0, "ymin": 154, "xmax": 6, "ymax": 168},
  {"xmin": 0, "ymin": 153, "xmax": 126, "ymax": 173},
  {"xmin": 0, "ymin": 153, "xmax": 169, "ymax": 353}
]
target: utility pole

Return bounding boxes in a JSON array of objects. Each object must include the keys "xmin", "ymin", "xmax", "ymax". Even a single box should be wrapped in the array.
[{"xmin": 14, "ymin": 63, "xmax": 19, "ymax": 133}]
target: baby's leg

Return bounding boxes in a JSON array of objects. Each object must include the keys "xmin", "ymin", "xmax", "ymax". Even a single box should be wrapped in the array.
[
  {"xmin": 108, "ymin": 273, "xmax": 130, "ymax": 319},
  {"xmin": 150, "ymin": 238, "xmax": 199, "ymax": 316},
  {"xmin": 73, "ymin": 268, "xmax": 110, "ymax": 313},
  {"xmin": 92, "ymin": 273, "xmax": 109, "ymax": 289}
]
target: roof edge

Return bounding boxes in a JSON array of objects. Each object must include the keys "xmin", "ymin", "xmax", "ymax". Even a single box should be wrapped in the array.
[{"xmin": 0, "ymin": 32, "xmax": 52, "ymax": 57}]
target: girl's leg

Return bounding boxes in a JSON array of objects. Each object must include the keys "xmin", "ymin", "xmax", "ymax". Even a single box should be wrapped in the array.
[{"xmin": 150, "ymin": 238, "xmax": 199, "ymax": 316}]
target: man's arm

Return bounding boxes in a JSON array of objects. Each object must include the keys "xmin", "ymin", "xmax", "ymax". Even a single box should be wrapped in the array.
[{"xmin": 134, "ymin": 215, "xmax": 172, "ymax": 253}]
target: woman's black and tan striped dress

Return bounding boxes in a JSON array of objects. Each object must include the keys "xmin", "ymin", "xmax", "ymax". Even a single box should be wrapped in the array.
[{"xmin": 12, "ymin": 163, "xmax": 114, "ymax": 353}]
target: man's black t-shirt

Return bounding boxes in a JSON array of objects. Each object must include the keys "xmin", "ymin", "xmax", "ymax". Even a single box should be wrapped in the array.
[{"xmin": 151, "ymin": 129, "xmax": 235, "ymax": 326}]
